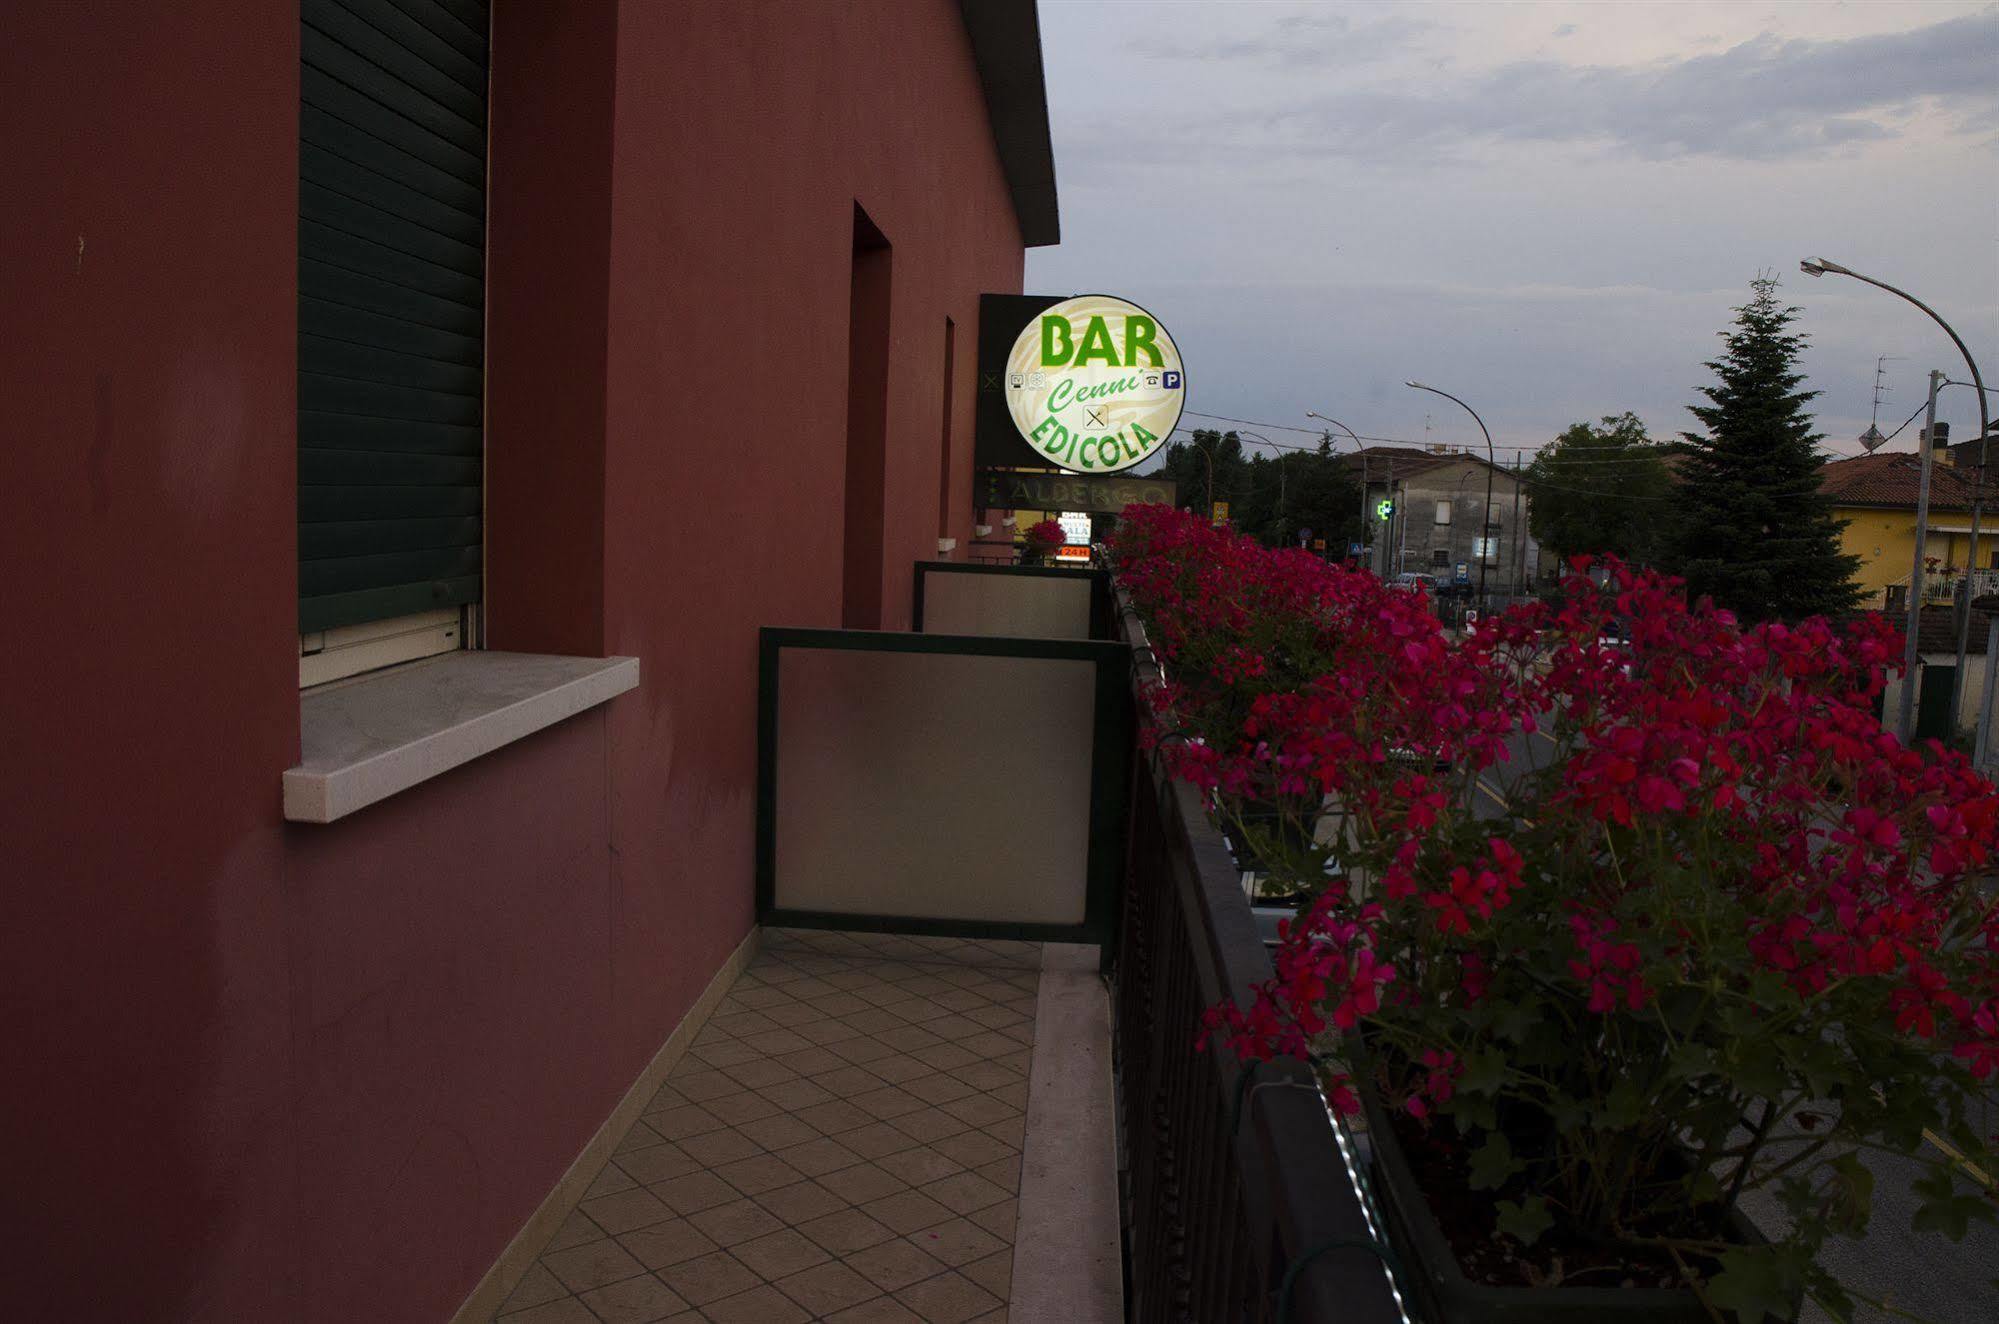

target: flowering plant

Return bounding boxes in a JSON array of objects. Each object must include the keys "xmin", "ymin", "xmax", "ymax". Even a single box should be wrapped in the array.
[
  {"xmin": 1110, "ymin": 504, "xmax": 1999, "ymax": 1320},
  {"xmin": 1023, "ymin": 518, "xmax": 1065, "ymax": 550}
]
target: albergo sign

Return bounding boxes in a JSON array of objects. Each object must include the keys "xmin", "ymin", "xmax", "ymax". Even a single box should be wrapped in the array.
[{"xmin": 1003, "ymin": 295, "xmax": 1184, "ymax": 474}]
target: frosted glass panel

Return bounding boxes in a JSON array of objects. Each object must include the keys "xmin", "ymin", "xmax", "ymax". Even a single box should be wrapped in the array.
[
  {"xmin": 922, "ymin": 572, "xmax": 1094, "ymax": 639},
  {"xmin": 774, "ymin": 647, "xmax": 1096, "ymax": 924}
]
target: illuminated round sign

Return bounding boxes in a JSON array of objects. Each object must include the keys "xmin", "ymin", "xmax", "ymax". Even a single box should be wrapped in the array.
[{"xmin": 1004, "ymin": 294, "xmax": 1184, "ymax": 474}]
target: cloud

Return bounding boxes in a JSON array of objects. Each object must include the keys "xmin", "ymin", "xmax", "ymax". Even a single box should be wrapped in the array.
[
  {"xmin": 1553, "ymin": 23, "xmax": 1577, "ymax": 39},
  {"xmin": 1128, "ymin": 11, "xmax": 1432, "ymax": 68},
  {"xmin": 1093, "ymin": 10, "xmax": 1999, "ymax": 167}
]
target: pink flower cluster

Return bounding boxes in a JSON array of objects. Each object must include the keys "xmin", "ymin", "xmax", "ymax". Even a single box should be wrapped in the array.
[{"xmin": 1111, "ymin": 505, "xmax": 1999, "ymax": 1124}]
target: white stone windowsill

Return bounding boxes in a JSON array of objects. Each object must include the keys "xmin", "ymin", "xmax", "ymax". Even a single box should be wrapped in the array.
[{"xmin": 284, "ymin": 650, "xmax": 639, "ymax": 823}]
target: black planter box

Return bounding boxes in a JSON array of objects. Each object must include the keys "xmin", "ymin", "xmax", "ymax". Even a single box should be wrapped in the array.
[{"xmin": 1359, "ymin": 1090, "xmax": 1794, "ymax": 1323}]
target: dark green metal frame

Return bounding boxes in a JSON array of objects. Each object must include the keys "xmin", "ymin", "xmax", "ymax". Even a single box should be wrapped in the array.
[
  {"xmin": 755, "ymin": 626, "xmax": 1131, "ymax": 946},
  {"xmin": 911, "ymin": 560, "xmax": 1114, "ymax": 641}
]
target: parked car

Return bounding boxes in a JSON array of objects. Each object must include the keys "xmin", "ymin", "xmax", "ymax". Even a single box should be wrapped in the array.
[{"xmin": 1390, "ymin": 572, "xmax": 1441, "ymax": 592}]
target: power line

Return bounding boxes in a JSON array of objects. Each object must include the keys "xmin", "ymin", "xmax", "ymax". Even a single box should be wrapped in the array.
[
  {"xmin": 1165, "ymin": 428, "xmax": 1676, "ymax": 501},
  {"xmin": 1176, "ymin": 418, "xmax": 1680, "ymax": 468},
  {"xmin": 1882, "ymin": 396, "xmax": 1933, "ymax": 444},
  {"xmin": 1181, "ymin": 408, "xmax": 1668, "ymax": 461}
]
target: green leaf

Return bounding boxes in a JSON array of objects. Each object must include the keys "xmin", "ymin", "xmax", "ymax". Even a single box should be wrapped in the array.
[
  {"xmin": 1667, "ymin": 1038, "xmax": 1716, "ymax": 1081},
  {"xmin": 1725, "ymin": 1040, "xmax": 1789, "ymax": 1099},
  {"xmin": 1775, "ymin": 1174, "xmax": 1816, "ymax": 1223},
  {"xmin": 1912, "ymin": 1165, "xmax": 1997, "ymax": 1241},
  {"xmin": 1490, "ymin": 999, "xmax": 1538, "ymax": 1044},
  {"xmin": 1703, "ymin": 1248, "xmax": 1791, "ymax": 1324},
  {"xmin": 1494, "ymin": 1195, "xmax": 1553, "ymax": 1247},
  {"xmin": 1452, "ymin": 1096, "xmax": 1498, "ymax": 1131},
  {"xmin": 1457, "ymin": 1046, "xmax": 1508, "ymax": 1097},
  {"xmin": 1594, "ymin": 1079, "xmax": 1645, "ymax": 1132},
  {"xmin": 1467, "ymin": 1132, "xmax": 1523, "ymax": 1191}
]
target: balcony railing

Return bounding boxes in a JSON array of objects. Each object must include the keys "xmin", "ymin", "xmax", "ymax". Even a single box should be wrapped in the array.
[
  {"xmin": 1905, "ymin": 567, "xmax": 1999, "ymax": 602},
  {"xmin": 1114, "ymin": 591, "xmax": 1407, "ymax": 1324}
]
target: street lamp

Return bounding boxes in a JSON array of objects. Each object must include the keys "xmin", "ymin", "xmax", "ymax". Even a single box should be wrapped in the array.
[
  {"xmin": 1235, "ymin": 429, "xmax": 1290, "ymax": 540},
  {"xmin": 1310, "ymin": 411, "xmax": 1382, "ymax": 567},
  {"xmin": 1406, "ymin": 381, "xmax": 1497, "ymax": 612},
  {"xmin": 1170, "ymin": 427, "xmax": 1215, "ymax": 513},
  {"xmin": 1801, "ymin": 258, "xmax": 1992, "ymax": 734}
]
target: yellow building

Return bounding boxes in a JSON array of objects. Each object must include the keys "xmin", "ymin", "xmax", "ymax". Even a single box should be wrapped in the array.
[{"xmin": 1821, "ymin": 451, "xmax": 1996, "ymax": 609}]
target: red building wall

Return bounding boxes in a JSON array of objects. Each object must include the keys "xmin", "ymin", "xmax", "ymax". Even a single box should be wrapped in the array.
[{"xmin": 0, "ymin": 3, "xmax": 1028, "ymax": 1320}]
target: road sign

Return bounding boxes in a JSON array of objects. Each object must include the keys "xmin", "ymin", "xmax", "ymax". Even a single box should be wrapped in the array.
[
  {"xmin": 1313, "ymin": 539, "xmax": 1327, "ymax": 552},
  {"xmin": 1211, "ymin": 501, "xmax": 1230, "ymax": 526}
]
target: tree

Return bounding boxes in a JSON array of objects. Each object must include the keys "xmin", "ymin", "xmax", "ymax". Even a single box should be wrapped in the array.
[
  {"xmin": 1527, "ymin": 413, "xmax": 1673, "ymax": 566},
  {"xmin": 1153, "ymin": 430, "xmax": 1360, "ymax": 550},
  {"xmin": 1666, "ymin": 277, "xmax": 1860, "ymax": 621},
  {"xmin": 1274, "ymin": 434, "xmax": 1364, "ymax": 552},
  {"xmin": 1158, "ymin": 429, "xmax": 1249, "ymax": 517}
]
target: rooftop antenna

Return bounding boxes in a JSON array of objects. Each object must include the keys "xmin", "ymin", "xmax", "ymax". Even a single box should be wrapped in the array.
[{"xmin": 1860, "ymin": 355, "xmax": 1904, "ymax": 453}]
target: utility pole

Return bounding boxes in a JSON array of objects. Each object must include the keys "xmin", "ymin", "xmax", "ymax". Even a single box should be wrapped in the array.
[
  {"xmin": 1898, "ymin": 369, "xmax": 1943, "ymax": 744},
  {"xmin": 1377, "ymin": 457, "xmax": 1396, "ymax": 578},
  {"xmin": 1800, "ymin": 258, "xmax": 1990, "ymax": 740},
  {"xmin": 1979, "ymin": 614, "xmax": 1999, "ymax": 768},
  {"xmin": 1509, "ymin": 453, "xmax": 1525, "ymax": 596}
]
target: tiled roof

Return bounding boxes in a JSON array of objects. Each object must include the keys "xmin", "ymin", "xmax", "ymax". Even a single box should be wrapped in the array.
[
  {"xmin": 1341, "ymin": 446, "xmax": 1504, "ymax": 479},
  {"xmin": 1820, "ymin": 452, "xmax": 1983, "ymax": 511},
  {"xmin": 1923, "ymin": 604, "xmax": 1995, "ymax": 655},
  {"xmin": 1866, "ymin": 604, "xmax": 1999, "ymax": 655}
]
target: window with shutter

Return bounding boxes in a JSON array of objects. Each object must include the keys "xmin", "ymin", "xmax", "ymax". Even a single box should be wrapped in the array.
[{"xmin": 298, "ymin": 0, "xmax": 488, "ymax": 681}]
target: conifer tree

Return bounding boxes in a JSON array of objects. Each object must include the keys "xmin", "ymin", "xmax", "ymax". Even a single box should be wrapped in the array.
[{"xmin": 1668, "ymin": 277, "xmax": 1860, "ymax": 620}]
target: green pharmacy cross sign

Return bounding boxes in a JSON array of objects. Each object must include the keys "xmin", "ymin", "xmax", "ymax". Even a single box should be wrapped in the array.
[
  {"xmin": 1376, "ymin": 498, "xmax": 1395, "ymax": 521},
  {"xmin": 1003, "ymin": 295, "xmax": 1185, "ymax": 475}
]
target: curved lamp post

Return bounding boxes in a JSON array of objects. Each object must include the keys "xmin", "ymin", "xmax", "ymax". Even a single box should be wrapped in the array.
[
  {"xmin": 1406, "ymin": 381, "xmax": 1497, "ymax": 612},
  {"xmin": 1169, "ymin": 427, "xmax": 1215, "ymax": 513},
  {"xmin": 1802, "ymin": 259, "xmax": 1992, "ymax": 734},
  {"xmin": 1234, "ymin": 429, "xmax": 1290, "ymax": 540},
  {"xmin": 1308, "ymin": 412, "xmax": 1370, "ymax": 555}
]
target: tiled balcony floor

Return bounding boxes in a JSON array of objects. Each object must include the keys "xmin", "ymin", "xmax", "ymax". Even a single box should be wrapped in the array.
[{"xmin": 493, "ymin": 929, "xmax": 1045, "ymax": 1324}]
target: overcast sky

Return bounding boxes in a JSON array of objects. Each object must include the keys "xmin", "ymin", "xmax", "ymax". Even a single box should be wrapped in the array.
[{"xmin": 1025, "ymin": 1, "xmax": 1999, "ymax": 465}]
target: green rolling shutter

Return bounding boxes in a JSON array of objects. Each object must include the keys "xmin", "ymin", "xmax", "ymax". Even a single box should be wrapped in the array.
[{"xmin": 299, "ymin": 0, "xmax": 488, "ymax": 633}]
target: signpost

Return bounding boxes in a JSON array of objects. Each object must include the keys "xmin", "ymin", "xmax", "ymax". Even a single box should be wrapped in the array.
[{"xmin": 1211, "ymin": 501, "xmax": 1230, "ymax": 527}]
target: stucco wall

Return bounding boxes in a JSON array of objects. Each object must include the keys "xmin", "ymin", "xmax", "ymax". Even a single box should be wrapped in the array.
[
  {"xmin": 0, "ymin": 2, "xmax": 1027, "ymax": 1320},
  {"xmin": 1834, "ymin": 504, "xmax": 1999, "ymax": 611}
]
